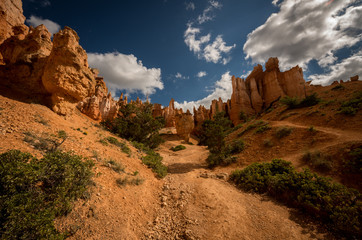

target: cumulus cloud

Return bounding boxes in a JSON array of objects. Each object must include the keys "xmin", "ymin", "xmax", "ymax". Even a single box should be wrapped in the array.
[
  {"xmin": 26, "ymin": 15, "xmax": 61, "ymax": 35},
  {"xmin": 309, "ymin": 50, "xmax": 362, "ymax": 85},
  {"xmin": 186, "ymin": 2, "xmax": 195, "ymax": 11},
  {"xmin": 243, "ymin": 0, "xmax": 362, "ymax": 70},
  {"xmin": 184, "ymin": 25, "xmax": 235, "ymax": 64},
  {"xmin": 87, "ymin": 52, "xmax": 163, "ymax": 96},
  {"xmin": 197, "ymin": 71, "xmax": 207, "ymax": 77},
  {"xmin": 174, "ymin": 72, "xmax": 232, "ymax": 112},
  {"xmin": 197, "ymin": 0, "xmax": 222, "ymax": 24},
  {"xmin": 203, "ymin": 35, "xmax": 236, "ymax": 64}
]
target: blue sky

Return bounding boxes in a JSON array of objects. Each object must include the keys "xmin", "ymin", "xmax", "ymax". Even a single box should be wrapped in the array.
[{"xmin": 24, "ymin": 0, "xmax": 362, "ymax": 110}]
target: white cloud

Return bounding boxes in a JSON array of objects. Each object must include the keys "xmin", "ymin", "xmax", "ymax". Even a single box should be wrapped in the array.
[
  {"xmin": 186, "ymin": 2, "xmax": 195, "ymax": 11},
  {"xmin": 26, "ymin": 15, "xmax": 61, "ymax": 35},
  {"xmin": 272, "ymin": 0, "xmax": 280, "ymax": 6},
  {"xmin": 87, "ymin": 52, "xmax": 163, "ymax": 96},
  {"xmin": 203, "ymin": 35, "xmax": 236, "ymax": 64},
  {"xmin": 175, "ymin": 72, "xmax": 189, "ymax": 79},
  {"xmin": 197, "ymin": 0, "xmax": 222, "ymax": 24},
  {"xmin": 184, "ymin": 24, "xmax": 211, "ymax": 53},
  {"xmin": 175, "ymin": 72, "xmax": 232, "ymax": 112},
  {"xmin": 197, "ymin": 71, "xmax": 207, "ymax": 77},
  {"xmin": 243, "ymin": 0, "xmax": 362, "ymax": 70},
  {"xmin": 309, "ymin": 50, "xmax": 362, "ymax": 85},
  {"xmin": 184, "ymin": 25, "xmax": 235, "ymax": 64}
]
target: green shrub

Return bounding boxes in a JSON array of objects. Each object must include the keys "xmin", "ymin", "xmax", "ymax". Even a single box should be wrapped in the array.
[
  {"xmin": 131, "ymin": 141, "xmax": 151, "ymax": 154},
  {"xmin": 57, "ymin": 130, "xmax": 67, "ymax": 139},
  {"xmin": 280, "ymin": 96, "xmax": 299, "ymax": 109},
  {"xmin": 206, "ymin": 151, "xmax": 236, "ymax": 168},
  {"xmin": 302, "ymin": 151, "xmax": 332, "ymax": 172},
  {"xmin": 141, "ymin": 151, "xmax": 167, "ymax": 178},
  {"xmin": 116, "ymin": 177, "xmax": 144, "ymax": 187},
  {"xmin": 280, "ymin": 93, "xmax": 321, "ymax": 109},
  {"xmin": 198, "ymin": 112, "xmax": 232, "ymax": 151},
  {"xmin": 255, "ymin": 123, "xmax": 271, "ymax": 134},
  {"xmin": 228, "ymin": 139, "xmax": 245, "ymax": 154},
  {"xmin": 239, "ymin": 111, "xmax": 248, "ymax": 122},
  {"xmin": 23, "ymin": 132, "xmax": 66, "ymax": 153},
  {"xmin": 106, "ymin": 137, "xmax": 131, "ymax": 155},
  {"xmin": 230, "ymin": 159, "xmax": 361, "ymax": 238},
  {"xmin": 0, "ymin": 150, "xmax": 93, "ymax": 239},
  {"xmin": 238, "ymin": 120, "xmax": 266, "ymax": 136},
  {"xmin": 331, "ymin": 84, "xmax": 345, "ymax": 90},
  {"xmin": 339, "ymin": 91, "xmax": 362, "ymax": 115},
  {"xmin": 343, "ymin": 146, "xmax": 362, "ymax": 174},
  {"xmin": 263, "ymin": 139, "xmax": 273, "ymax": 147},
  {"xmin": 105, "ymin": 159, "xmax": 124, "ymax": 173},
  {"xmin": 170, "ymin": 145, "xmax": 186, "ymax": 152},
  {"xmin": 274, "ymin": 127, "xmax": 292, "ymax": 139},
  {"xmin": 102, "ymin": 103, "xmax": 165, "ymax": 149}
]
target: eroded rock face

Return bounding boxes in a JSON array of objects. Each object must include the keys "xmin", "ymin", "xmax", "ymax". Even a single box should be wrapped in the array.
[
  {"xmin": 0, "ymin": 0, "xmax": 25, "ymax": 45},
  {"xmin": 229, "ymin": 76, "xmax": 254, "ymax": 124},
  {"xmin": 351, "ymin": 75, "xmax": 359, "ymax": 81},
  {"xmin": 0, "ymin": 25, "xmax": 51, "ymax": 96},
  {"xmin": 152, "ymin": 103, "xmax": 163, "ymax": 118},
  {"xmin": 210, "ymin": 98, "xmax": 227, "ymax": 119},
  {"xmin": 193, "ymin": 105, "xmax": 210, "ymax": 133},
  {"xmin": 164, "ymin": 98, "xmax": 176, "ymax": 127},
  {"xmin": 77, "ymin": 71, "xmax": 119, "ymax": 121},
  {"xmin": 175, "ymin": 110, "xmax": 194, "ymax": 142},
  {"xmin": 249, "ymin": 78, "xmax": 263, "ymax": 113},
  {"xmin": 42, "ymin": 27, "xmax": 96, "ymax": 115}
]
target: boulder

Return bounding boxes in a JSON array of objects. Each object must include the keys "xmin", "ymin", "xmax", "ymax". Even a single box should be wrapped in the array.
[{"xmin": 42, "ymin": 27, "xmax": 96, "ymax": 115}]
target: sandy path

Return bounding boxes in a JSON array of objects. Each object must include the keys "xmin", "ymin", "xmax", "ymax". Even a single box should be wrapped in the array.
[
  {"xmin": 270, "ymin": 120, "xmax": 362, "ymax": 164},
  {"xmin": 142, "ymin": 134, "xmax": 333, "ymax": 240}
]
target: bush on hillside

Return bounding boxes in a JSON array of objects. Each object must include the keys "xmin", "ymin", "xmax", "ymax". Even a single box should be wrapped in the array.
[
  {"xmin": 339, "ymin": 91, "xmax": 362, "ymax": 116},
  {"xmin": 0, "ymin": 150, "xmax": 94, "ymax": 239},
  {"xmin": 230, "ymin": 159, "xmax": 362, "ymax": 238},
  {"xmin": 280, "ymin": 93, "xmax": 321, "ymax": 109},
  {"xmin": 102, "ymin": 103, "xmax": 165, "ymax": 149}
]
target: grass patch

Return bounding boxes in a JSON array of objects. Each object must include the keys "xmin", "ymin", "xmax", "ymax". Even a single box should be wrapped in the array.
[
  {"xmin": 274, "ymin": 127, "xmax": 292, "ymax": 139},
  {"xmin": 106, "ymin": 137, "xmax": 131, "ymax": 155},
  {"xmin": 254, "ymin": 123, "xmax": 272, "ymax": 134},
  {"xmin": 0, "ymin": 150, "xmax": 94, "ymax": 239},
  {"xmin": 339, "ymin": 91, "xmax": 362, "ymax": 115},
  {"xmin": 141, "ymin": 150, "xmax": 167, "ymax": 178},
  {"xmin": 34, "ymin": 115, "xmax": 49, "ymax": 126},
  {"xmin": 104, "ymin": 159, "xmax": 124, "ymax": 173},
  {"xmin": 23, "ymin": 131, "xmax": 66, "ymax": 153},
  {"xmin": 263, "ymin": 138, "xmax": 273, "ymax": 148},
  {"xmin": 116, "ymin": 176, "xmax": 144, "ymax": 187},
  {"xmin": 302, "ymin": 151, "xmax": 333, "ymax": 172},
  {"xmin": 170, "ymin": 145, "xmax": 186, "ymax": 151},
  {"xmin": 238, "ymin": 120, "xmax": 266, "ymax": 137},
  {"xmin": 230, "ymin": 159, "xmax": 361, "ymax": 238}
]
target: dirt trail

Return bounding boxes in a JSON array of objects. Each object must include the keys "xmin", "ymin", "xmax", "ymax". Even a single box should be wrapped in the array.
[
  {"xmin": 270, "ymin": 120, "xmax": 362, "ymax": 164},
  {"xmin": 143, "ymin": 134, "xmax": 332, "ymax": 240}
]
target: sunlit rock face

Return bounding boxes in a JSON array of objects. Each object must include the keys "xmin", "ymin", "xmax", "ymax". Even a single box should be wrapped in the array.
[
  {"xmin": 175, "ymin": 110, "xmax": 194, "ymax": 142},
  {"xmin": 42, "ymin": 27, "xmax": 96, "ymax": 115}
]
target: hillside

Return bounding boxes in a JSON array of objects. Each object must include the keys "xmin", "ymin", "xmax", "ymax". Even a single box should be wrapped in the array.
[{"xmin": 0, "ymin": 0, "xmax": 361, "ymax": 239}]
